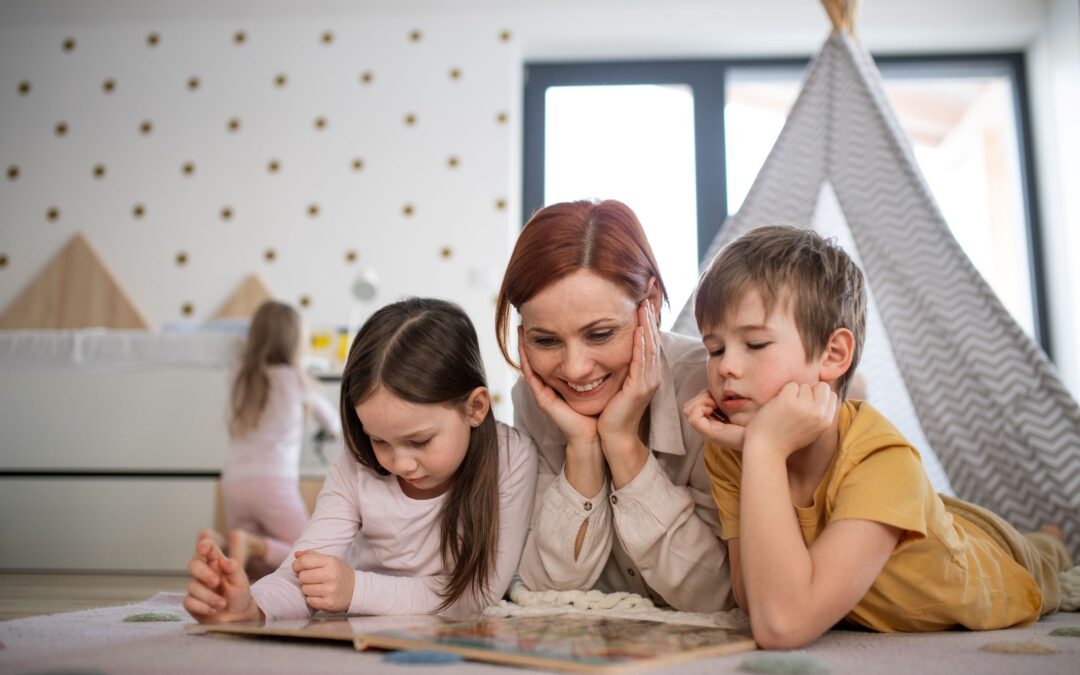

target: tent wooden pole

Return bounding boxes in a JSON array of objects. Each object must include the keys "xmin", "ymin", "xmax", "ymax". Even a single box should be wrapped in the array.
[{"xmin": 820, "ymin": 0, "xmax": 861, "ymax": 34}]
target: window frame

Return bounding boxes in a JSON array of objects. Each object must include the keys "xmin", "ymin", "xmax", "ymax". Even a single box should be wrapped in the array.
[{"xmin": 522, "ymin": 53, "xmax": 1050, "ymax": 357}]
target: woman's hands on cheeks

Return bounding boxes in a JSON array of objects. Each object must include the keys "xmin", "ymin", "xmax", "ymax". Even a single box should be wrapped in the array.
[
  {"xmin": 293, "ymin": 550, "xmax": 355, "ymax": 613},
  {"xmin": 744, "ymin": 381, "xmax": 837, "ymax": 460},
  {"xmin": 184, "ymin": 538, "xmax": 261, "ymax": 624},
  {"xmin": 597, "ymin": 301, "xmax": 661, "ymax": 484},
  {"xmin": 518, "ymin": 327, "xmax": 599, "ymax": 446},
  {"xmin": 683, "ymin": 389, "xmax": 745, "ymax": 450}
]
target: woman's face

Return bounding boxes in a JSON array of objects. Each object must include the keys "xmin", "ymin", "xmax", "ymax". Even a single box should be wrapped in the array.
[{"xmin": 519, "ymin": 270, "xmax": 644, "ymax": 417}]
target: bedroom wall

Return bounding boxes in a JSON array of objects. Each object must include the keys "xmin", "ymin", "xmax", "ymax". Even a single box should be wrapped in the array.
[{"xmin": 1, "ymin": 0, "xmax": 1076, "ymax": 405}]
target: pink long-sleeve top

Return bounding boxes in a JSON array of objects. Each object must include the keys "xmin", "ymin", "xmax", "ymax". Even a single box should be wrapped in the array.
[
  {"xmin": 222, "ymin": 365, "xmax": 342, "ymax": 483},
  {"xmin": 250, "ymin": 421, "xmax": 537, "ymax": 619}
]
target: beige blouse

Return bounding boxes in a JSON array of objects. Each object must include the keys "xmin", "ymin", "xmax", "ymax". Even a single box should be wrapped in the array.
[{"xmin": 514, "ymin": 331, "xmax": 733, "ymax": 612}]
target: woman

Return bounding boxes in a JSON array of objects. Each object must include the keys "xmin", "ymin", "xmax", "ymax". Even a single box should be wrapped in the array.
[{"xmin": 496, "ymin": 199, "xmax": 732, "ymax": 612}]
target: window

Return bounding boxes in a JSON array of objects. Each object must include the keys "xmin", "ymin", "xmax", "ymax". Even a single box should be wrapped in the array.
[{"xmin": 525, "ymin": 54, "xmax": 1050, "ymax": 353}]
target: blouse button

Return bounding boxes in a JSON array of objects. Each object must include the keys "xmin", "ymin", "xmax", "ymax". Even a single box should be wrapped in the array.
[
  {"xmin": 610, "ymin": 494, "xmax": 619, "ymax": 505},
  {"xmin": 583, "ymin": 501, "xmax": 592, "ymax": 512},
  {"xmin": 627, "ymin": 568, "xmax": 636, "ymax": 577}
]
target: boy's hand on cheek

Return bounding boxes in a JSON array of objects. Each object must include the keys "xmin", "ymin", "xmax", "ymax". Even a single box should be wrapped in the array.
[
  {"xmin": 293, "ymin": 550, "xmax": 355, "ymax": 613},
  {"xmin": 684, "ymin": 388, "xmax": 746, "ymax": 450},
  {"xmin": 745, "ymin": 381, "xmax": 837, "ymax": 458}
]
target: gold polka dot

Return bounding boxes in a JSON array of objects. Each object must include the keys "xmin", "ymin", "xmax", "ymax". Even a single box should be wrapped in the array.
[
  {"xmin": 274, "ymin": 73, "xmax": 287, "ymax": 88},
  {"xmin": 92, "ymin": 163, "xmax": 106, "ymax": 179},
  {"xmin": 404, "ymin": 113, "xmax": 417, "ymax": 126},
  {"xmin": 408, "ymin": 29, "xmax": 422, "ymax": 43},
  {"xmin": 233, "ymin": 30, "xmax": 247, "ymax": 45},
  {"xmin": 307, "ymin": 203, "xmax": 320, "ymax": 218},
  {"xmin": 314, "ymin": 116, "xmax": 327, "ymax": 130},
  {"xmin": 146, "ymin": 32, "xmax": 160, "ymax": 47},
  {"xmin": 175, "ymin": 251, "xmax": 188, "ymax": 266},
  {"xmin": 321, "ymin": 31, "xmax": 334, "ymax": 44},
  {"xmin": 491, "ymin": 392, "xmax": 503, "ymax": 405},
  {"xmin": 62, "ymin": 37, "xmax": 76, "ymax": 52},
  {"xmin": 499, "ymin": 30, "xmax": 512, "ymax": 42},
  {"xmin": 18, "ymin": 80, "xmax": 31, "ymax": 96},
  {"xmin": 267, "ymin": 158, "xmax": 281, "ymax": 173},
  {"xmin": 139, "ymin": 120, "xmax": 153, "ymax": 135},
  {"xmin": 345, "ymin": 250, "xmax": 358, "ymax": 263},
  {"xmin": 6, "ymin": 166, "xmax": 19, "ymax": 181},
  {"xmin": 181, "ymin": 161, "xmax": 195, "ymax": 176},
  {"xmin": 264, "ymin": 248, "xmax": 277, "ymax": 262},
  {"xmin": 0, "ymin": 253, "xmax": 8, "ymax": 268},
  {"xmin": 46, "ymin": 207, "xmax": 60, "ymax": 222},
  {"xmin": 227, "ymin": 117, "xmax": 241, "ymax": 132},
  {"xmin": 402, "ymin": 203, "xmax": 415, "ymax": 216},
  {"xmin": 102, "ymin": 78, "xmax": 116, "ymax": 94},
  {"xmin": 439, "ymin": 246, "xmax": 452, "ymax": 259},
  {"xmin": 496, "ymin": 111, "xmax": 508, "ymax": 124},
  {"xmin": 220, "ymin": 206, "xmax": 233, "ymax": 221},
  {"xmin": 187, "ymin": 76, "xmax": 200, "ymax": 91},
  {"xmin": 449, "ymin": 68, "xmax": 462, "ymax": 80},
  {"xmin": 351, "ymin": 158, "xmax": 364, "ymax": 172},
  {"xmin": 495, "ymin": 198, "xmax": 507, "ymax": 210},
  {"xmin": 54, "ymin": 121, "xmax": 68, "ymax": 137},
  {"xmin": 181, "ymin": 302, "xmax": 194, "ymax": 317},
  {"xmin": 360, "ymin": 71, "xmax": 374, "ymax": 85},
  {"xmin": 447, "ymin": 156, "xmax": 460, "ymax": 168},
  {"xmin": 132, "ymin": 203, "xmax": 146, "ymax": 218},
  {"xmin": 298, "ymin": 295, "xmax": 311, "ymax": 308}
]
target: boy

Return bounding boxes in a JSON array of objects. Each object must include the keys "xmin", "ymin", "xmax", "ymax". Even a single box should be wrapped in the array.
[{"xmin": 683, "ymin": 225, "xmax": 1072, "ymax": 649}]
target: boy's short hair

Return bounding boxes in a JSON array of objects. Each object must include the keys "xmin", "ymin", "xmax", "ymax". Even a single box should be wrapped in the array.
[{"xmin": 694, "ymin": 225, "xmax": 867, "ymax": 399}]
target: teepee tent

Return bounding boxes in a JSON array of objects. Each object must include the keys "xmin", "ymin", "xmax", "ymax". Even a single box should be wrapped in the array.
[{"xmin": 674, "ymin": 4, "xmax": 1080, "ymax": 557}]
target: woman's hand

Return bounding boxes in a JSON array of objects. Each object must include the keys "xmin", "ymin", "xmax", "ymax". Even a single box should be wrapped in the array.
[
  {"xmin": 745, "ymin": 382, "xmax": 837, "ymax": 460},
  {"xmin": 597, "ymin": 301, "xmax": 661, "ymax": 483},
  {"xmin": 292, "ymin": 550, "xmax": 356, "ymax": 613},
  {"xmin": 518, "ymin": 328, "xmax": 599, "ymax": 447},
  {"xmin": 184, "ymin": 538, "xmax": 261, "ymax": 624},
  {"xmin": 683, "ymin": 388, "xmax": 746, "ymax": 450}
]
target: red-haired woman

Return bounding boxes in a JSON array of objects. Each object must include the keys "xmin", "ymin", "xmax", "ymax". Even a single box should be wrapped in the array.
[{"xmin": 496, "ymin": 199, "xmax": 732, "ymax": 612}]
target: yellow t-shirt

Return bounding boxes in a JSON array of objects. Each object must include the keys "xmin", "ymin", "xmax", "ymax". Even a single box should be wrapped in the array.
[{"xmin": 704, "ymin": 400, "xmax": 1043, "ymax": 632}]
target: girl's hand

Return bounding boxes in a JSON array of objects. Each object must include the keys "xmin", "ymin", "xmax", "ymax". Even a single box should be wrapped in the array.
[
  {"xmin": 518, "ymin": 327, "xmax": 599, "ymax": 446},
  {"xmin": 683, "ymin": 388, "xmax": 746, "ymax": 450},
  {"xmin": 745, "ymin": 381, "xmax": 837, "ymax": 459},
  {"xmin": 597, "ymin": 301, "xmax": 662, "ymax": 459},
  {"xmin": 292, "ymin": 550, "xmax": 355, "ymax": 613},
  {"xmin": 184, "ymin": 538, "xmax": 261, "ymax": 624}
]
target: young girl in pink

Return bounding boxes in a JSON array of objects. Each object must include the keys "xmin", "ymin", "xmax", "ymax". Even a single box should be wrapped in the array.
[
  {"xmin": 185, "ymin": 298, "xmax": 538, "ymax": 620},
  {"xmin": 199, "ymin": 300, "xmax": 341, "ymax": 575}
]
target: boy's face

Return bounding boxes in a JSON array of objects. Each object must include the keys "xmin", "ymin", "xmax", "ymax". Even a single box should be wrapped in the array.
[{"xmin": 701, "ymin": 287, "xmax": 825, "ymax": 427}]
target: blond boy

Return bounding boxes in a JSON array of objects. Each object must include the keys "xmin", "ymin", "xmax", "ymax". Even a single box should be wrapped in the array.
[{"xmin": 684, "ymin": 225, "xmax": 1071, "ymax": 649}]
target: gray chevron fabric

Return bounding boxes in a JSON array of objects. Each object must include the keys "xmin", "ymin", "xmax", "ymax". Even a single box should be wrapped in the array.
[{"xmin": 675, "ymin": 32, "xmax": 1080, "ymax": 558}]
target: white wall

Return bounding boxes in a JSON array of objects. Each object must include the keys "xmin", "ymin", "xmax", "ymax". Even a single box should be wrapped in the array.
[{"xmin": 1, "ymin": 0, "xmax": 1077, "ymax": 405}]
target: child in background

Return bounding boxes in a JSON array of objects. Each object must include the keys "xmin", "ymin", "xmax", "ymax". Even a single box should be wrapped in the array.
[
  {"xmin": 198, "ymin": 300, "xmax": 341, "ymax": 576},
  {"xmin": 683, "ymin": 225, "xmax": 1073, "ymax": 649},
  {"xmin": 184, "ymin": 298, "xmax": 538, "ymax": 621}
]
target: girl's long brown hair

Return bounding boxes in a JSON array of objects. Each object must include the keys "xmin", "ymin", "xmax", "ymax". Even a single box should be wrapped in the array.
[
  {"xmin": 340, "ymin": 298, "xmax": 500, "ymax": 610},
  {"xmin": 230, "ymin": 301, "xmax": 302, "ymax": 437}
]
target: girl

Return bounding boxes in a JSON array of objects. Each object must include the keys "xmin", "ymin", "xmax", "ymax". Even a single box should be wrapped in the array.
[
  {"xmin": 495, "ymin": 199, "xmax": 732, "ymax": 613},
  {"xmin": 199, "ymin": 300, "xmax": 342, "ymax": 575},
  {"xmin": 185, "ymin": 298, "xmax": 537, "ymax": 622}
]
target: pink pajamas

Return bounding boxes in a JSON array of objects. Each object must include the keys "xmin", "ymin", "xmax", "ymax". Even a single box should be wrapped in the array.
[{"xmin": 222, "ymin": 476, "xmax": 309, "ymax": 567}]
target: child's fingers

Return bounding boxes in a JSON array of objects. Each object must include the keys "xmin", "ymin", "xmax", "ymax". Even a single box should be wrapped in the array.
[
  {"xmin": 187, "ymin": 579, "xmax": 227, "ymax": 610},
  {"xmin": 188, "ymin": 556, "xmax": 220, "ymax": 588},
  {"xmin": 292, "ymin": 550, "xmax": 330, "ymax": 571},
  {"xmin": 183, "ymin": 593, "xmax": 218, "ymax": 619},
  {"xmin": 300, "ymin": 581, "xmax": 331, "ymax": 598},
  {"xmin": 219, "ymin": 556, "xmax": 250, "ymax": 592}
]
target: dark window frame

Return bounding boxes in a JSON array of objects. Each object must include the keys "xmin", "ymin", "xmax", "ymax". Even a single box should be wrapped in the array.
[{"xmin": 522, "ymin": 52, "xmax": 1050, "ymax": 356}]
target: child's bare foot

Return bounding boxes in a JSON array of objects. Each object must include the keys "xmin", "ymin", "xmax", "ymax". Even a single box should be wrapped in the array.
[
  {"xmin": 1039, "ymin": 524, "xmax": 1064, "ymax": 541},
  {"xmin": 197, "ymin": 528, "xmax": 226, "ymax": 551},
  {"xmin": 228, "ymin": 529, "xmax": 268, "ymax": 571}
]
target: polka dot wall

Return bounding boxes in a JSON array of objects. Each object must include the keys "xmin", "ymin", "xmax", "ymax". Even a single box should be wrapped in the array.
[{"xmin": 0, "ymin": 13, "xmax": 522, "ymax": 407}]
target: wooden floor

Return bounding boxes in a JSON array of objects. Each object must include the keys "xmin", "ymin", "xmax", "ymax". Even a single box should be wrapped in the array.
[{"xmin": 0, "ymin": 572, "xmax": 189, "ymax": 621}]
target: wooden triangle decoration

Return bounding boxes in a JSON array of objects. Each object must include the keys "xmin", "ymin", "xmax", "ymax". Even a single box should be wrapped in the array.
[
  {"xmin": 0, "ymin": 232, "xmax": 150, "ymax": 330},
  {"xmin": 213, "ymin": 274, "xmax": 274, "ymax": 319}
]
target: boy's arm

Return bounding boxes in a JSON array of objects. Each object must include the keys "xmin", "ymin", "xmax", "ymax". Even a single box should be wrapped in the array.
[{"xmin": 739, "ymin": 382, "xmax": 901, "ymax": 649}]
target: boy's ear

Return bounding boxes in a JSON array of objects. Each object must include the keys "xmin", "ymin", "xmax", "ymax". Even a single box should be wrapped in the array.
[
  {"xmin": 646, "ymin": 276, "xmax": 662, "ymax": 325},
  {"xmin": 464, "ymin": 386, "xmax": 491, "ymax": 427},
  {"xmin": 818, "ymin": 327, "xmax": 855, "ymax": 386}
]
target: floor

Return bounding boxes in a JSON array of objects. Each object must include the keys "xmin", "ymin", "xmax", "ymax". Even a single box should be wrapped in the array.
[{"xmin": 0, "ymin": 572, "xmax": 188, "ymax": 621}]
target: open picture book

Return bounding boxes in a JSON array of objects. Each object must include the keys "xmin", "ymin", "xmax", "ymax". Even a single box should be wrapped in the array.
[{"xmin": 187, "ymin": 613, "xmax": 756, "ymax": 673}]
